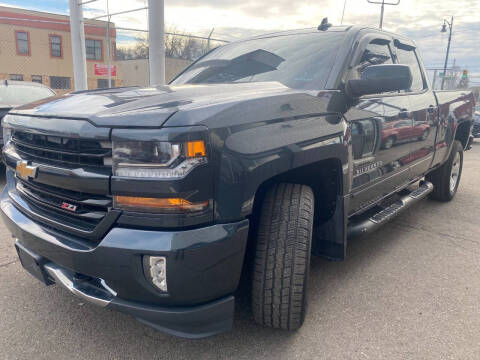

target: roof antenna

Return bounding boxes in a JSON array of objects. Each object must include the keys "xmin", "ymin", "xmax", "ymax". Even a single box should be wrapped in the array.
[{"xmin": 318, "ymin": 17, "xmax": 332, "ymax": 31}]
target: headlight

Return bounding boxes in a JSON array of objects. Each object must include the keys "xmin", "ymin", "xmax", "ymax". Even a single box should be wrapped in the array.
[
  {"xmin": 2, "ymin": 127, "xmax": 11, "ymax": 144},
  {"xmin": 113, "ymin": 140, "xmax": 207, "ymax": 179}
]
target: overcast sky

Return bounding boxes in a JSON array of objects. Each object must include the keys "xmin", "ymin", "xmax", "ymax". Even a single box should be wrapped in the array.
[{"xmin": 3, "ymin": 0, "xmax": 480, "ymax": 81}]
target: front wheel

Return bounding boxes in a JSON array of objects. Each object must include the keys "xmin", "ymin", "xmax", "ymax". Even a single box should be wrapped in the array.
[
  {"xmin": 252, "ymin": 183, "xmax": 314, "ymax": 331},
  {"xmin": 426, "ymin": 140, "xmax": 464, "ymax": 201}
]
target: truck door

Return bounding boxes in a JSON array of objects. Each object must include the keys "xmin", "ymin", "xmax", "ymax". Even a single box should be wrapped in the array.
[
  {"xmin": 393, "ymin": 39, "xmax": 437, "ymax": 177},
  {"xmin": 345, "ymin": 37, "xmax": 415, "ymax": 216}
]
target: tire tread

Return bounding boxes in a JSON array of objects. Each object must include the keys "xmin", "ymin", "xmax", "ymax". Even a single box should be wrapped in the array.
[{"xmin": 252, "ymin": 183, "xmax": 314, "ymax": 330}]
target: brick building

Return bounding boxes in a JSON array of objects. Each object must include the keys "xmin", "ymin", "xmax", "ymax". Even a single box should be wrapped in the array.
[{"xmin": 0, "ymin": 5, "xmax": 121, "ymax": 94}]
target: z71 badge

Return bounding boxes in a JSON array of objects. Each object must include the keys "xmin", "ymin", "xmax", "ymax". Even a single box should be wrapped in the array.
[{"xmin": 61, "ymin": 202, "xmax": 78, "ymax": 212}]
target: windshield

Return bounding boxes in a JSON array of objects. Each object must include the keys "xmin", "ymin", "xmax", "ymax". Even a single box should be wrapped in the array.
[
  {"xmin": 172, "ymin": 31, "xmax": 346, "ymax": 90},
  {"xmin": 0, "ymin": 84, "xmax": 55, "ymax": 106}
]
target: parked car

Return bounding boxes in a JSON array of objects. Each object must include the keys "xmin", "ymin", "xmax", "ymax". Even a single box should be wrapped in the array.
[
  {"xmin": 1, "ymin": 25, "xmax": 475, "ymax": 338},
  {"xmin": 381, "ymin": 119, "xmax": 431, "ymax": 149},
  {"xmin": 0, "ymin": 80, "xmax": 55, "ymax": 150}
]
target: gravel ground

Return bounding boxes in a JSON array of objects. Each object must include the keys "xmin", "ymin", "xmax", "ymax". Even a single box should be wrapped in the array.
[{"xmin": 0, "ymin": 143, "xmax": 479, "ymax": 360}]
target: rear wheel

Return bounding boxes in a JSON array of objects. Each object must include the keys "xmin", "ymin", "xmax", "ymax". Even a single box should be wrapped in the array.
[
  {"xmin": 426, "ymin": 140, "xmax": 463, "ymax": 201},
  {"xmin": 252, "ymin": 183, "xmax": 314, "ymax": 330}
]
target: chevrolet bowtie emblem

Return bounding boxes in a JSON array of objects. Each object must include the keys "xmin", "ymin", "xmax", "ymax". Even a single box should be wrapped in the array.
[{"xmin": 16, "ymin": 161, "xmax": 38, "ymax": 181}]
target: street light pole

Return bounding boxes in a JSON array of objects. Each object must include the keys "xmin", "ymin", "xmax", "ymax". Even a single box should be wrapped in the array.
[
  {"xmin": 367, "ymin": 0, "xmax": 400, "ymax": 29},
  {"xmin": 341, "ymin": 0, "xmax": 347, "ymax": 25},
  {"xmin": 441, "ymin": 16, "xmax": 454, "ymax": 90},
  {"xmin": 106, "ymin": 0, "xmax": 111, "ymax": 89}
]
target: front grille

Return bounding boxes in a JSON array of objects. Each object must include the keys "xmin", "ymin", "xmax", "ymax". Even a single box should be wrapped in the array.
[
  {"xmin": 16, "ymin": 179, "xmax": 111, "ymax": 233},
  {"xmin": 7, "ymin": 129, "xmax": 117, "ymax": 241},
  {"xmin": 11, "ymin": 130, "xmax": 111, "ymax": 169}
]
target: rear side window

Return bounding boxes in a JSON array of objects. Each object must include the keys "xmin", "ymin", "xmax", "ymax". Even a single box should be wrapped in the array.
[{"xmin": 395, "ymin": 46, "xmax": 425, "ymax": 92}]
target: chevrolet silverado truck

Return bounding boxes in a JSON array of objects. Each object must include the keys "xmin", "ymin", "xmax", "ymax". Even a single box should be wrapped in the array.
[{"xmin": 1, "ymin": 25, "xmax": 475, "ymax": 338}]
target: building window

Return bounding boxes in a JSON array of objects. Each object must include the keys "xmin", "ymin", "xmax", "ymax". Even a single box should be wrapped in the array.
[
  {"xmin": 49, "ymin": 35, "xmax": 62, "ymax": 58},
  {"xmin": 31, "ymin": 75, "xmax": 43, "ymax": 84},
  {"xmin": 50, "ymin": 76, "xmax": 71, "ymax": 90},
  {"xmin": 97, "ymin": 79, "xmax": 115, "ymax": 89},
  {"xmin": 86, "ymin": 39, "xmax": 102, "ymax": 60},
  {"xmin": 15, "ymin": 31, "xmax": 30, "ymax": 55},
  {"xmin": 9, "ymin": 74, "xmax": 24, "ymax": 81}
]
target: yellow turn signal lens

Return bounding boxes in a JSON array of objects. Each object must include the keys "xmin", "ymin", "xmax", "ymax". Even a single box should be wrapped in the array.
[
  {"xmin": 114, "ymin": 196, "xmax": 208, "ymax": 213},
  {"xmin": 186, "ymin": 140, "xmax": 206, "ymax": 158}
]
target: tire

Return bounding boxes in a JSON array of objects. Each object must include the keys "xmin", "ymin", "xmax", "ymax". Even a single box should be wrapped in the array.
[
  {"xmin": 384, "ymin": 136, "xmax": 395, "ymax": 149},
  {"xmin": 426, "ymin": 140, "xmax": 463, "ymax": 201},
  {"xmin": 252, "ymin": 183, "xmax": 314, "ymax": 331}
]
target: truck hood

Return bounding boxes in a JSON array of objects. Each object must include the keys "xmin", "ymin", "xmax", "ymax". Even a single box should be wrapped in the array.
[{"xmin": 10, "ymin": 82, "xmax": 297, "ymax": 128}]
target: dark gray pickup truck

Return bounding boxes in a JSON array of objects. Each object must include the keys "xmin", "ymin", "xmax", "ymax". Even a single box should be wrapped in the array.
[{"xmin": 1, "ymin": 25, "xmax": 475, "ymax": 338}]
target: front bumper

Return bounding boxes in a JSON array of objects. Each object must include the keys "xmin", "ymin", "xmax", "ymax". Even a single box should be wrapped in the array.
[{"xmin": 1, "ymin": 184, "xmax": 249, "ymax": 338}]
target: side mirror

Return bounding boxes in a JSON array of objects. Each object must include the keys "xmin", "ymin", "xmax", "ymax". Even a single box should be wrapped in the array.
[{"xmin": 346, "ymin": 64, "xmax": 413, "ymax": 98}]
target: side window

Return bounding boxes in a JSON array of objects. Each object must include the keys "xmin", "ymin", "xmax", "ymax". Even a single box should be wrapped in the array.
[
  {"xmin": 360, "ymin": 43, "xmax": 393, "ymax": 66},
  {"xmin": 350, "ymin": 40, "xmax": 394, "ymax": 95},
  {"xmin": 395, "ymin": 46, "xmax": 425, "ymax": 92}
]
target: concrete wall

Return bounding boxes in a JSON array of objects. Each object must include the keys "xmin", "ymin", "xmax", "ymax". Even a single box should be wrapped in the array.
[{"xmin": 117, "ymin": 57, "xmax": 192, "ymax": 87}]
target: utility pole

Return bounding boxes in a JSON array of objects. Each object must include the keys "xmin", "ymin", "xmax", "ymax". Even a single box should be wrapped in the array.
[
  {"xmin": 207, "ymin": 28, "xmax": 215, "ymax": 51},
  {"xmin": 148, "ymin": 0, "xmax": 165, "ymax": 86},
  {"xmin": 69, "ymin": 0, "xmax": 88, "ymax": 91},
  {"xmin": 441, "ymin": 16, "xmax": 454, "ymax": 90},
  {"xmin": 341, "ymin": 0, "xmax": 347, "ymax": 25},
  {"xmin": 366, "ymin": 0, "xmax": 400, "ymax": 29},
  {"xmin": 106, "ymin": 0, "xmax": 112, "ymax": 88}
]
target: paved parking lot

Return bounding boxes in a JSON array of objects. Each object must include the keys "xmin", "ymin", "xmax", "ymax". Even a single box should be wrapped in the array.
[{"xmin": 1, "ymin": 143, "xmax": 480, "ymax": 360}]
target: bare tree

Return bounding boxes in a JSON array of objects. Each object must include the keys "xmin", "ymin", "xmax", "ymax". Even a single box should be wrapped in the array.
[{"xmin": 116, "ymin": 28, "xmax": 218, "ymax": 61}]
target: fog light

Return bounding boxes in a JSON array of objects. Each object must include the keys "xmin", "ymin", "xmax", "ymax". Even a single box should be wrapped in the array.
[{"xmin": 147, "ymin": 256, "xmax": 167, "ymax": 292}]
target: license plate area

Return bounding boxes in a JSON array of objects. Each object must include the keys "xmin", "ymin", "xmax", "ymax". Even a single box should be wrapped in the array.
[{"xmin": 15, "ymin": 241, "xmax": 53, "ymax": 285}]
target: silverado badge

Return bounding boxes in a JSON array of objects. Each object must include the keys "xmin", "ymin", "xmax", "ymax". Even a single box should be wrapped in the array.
[{"xmin": 15, "ymin": 161, "xmax": 38, "ymax": 181}]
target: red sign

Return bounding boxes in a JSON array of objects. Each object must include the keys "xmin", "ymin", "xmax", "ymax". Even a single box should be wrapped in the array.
[{"xmin": 94, "ymin": 64, "xmax": 116, "ymax": 76}]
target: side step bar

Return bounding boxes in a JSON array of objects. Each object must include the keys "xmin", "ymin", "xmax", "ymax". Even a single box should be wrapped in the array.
[{"xmin": 347, "ymin": 181, "xmax": 434, "ymax": 239}]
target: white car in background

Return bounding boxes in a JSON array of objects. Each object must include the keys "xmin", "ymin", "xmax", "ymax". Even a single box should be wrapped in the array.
[{"xmin": 0, "ymin": 80, "xmax": 56, "ymax": 150}]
